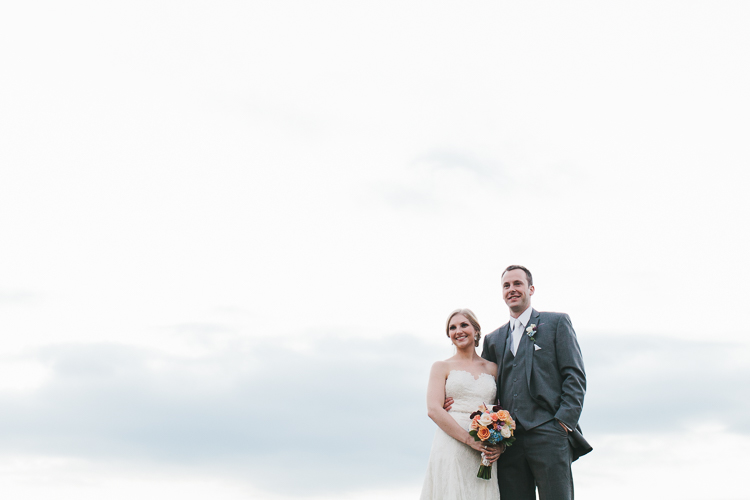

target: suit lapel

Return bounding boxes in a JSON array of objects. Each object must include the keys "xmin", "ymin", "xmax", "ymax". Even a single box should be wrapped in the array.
[
  {"xmin": 495, "ymin": 322, "xmax": 512, "ymax": 390},
  {"xmin": 524, "ymin": 308, "xmax": 540, "ymax": 387}
]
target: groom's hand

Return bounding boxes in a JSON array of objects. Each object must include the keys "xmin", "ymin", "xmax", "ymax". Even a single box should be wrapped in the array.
[
  {"xmin": 558, "ymin": 420, "xmax": 571, "ymax": 433},
  {"xmin": 443, "ymin": 397, "xmax": 454, "ymax": 411}
]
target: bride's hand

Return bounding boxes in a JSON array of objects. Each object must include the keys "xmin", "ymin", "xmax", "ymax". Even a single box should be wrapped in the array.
[
  {"xmin": 468, "ymin": 440, "xmax": 504, "ymax": 462},
  {"xmin": 466, "ymin": 438, "xmax": 487, "ymax": 454},
  {"xmin": 483, "ymin": 444, "xmax": 504, "ymax": 463}
]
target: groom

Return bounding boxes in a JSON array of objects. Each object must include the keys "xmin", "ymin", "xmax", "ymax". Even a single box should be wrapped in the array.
[{"xmin": 481, "ymin": 265, "xmax": 590, "ymax": 500}]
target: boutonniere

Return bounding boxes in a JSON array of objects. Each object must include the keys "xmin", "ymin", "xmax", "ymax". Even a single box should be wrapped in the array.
[{"xmin": 525, "ymin": 324, "xmax": 538, "ymax": 343}]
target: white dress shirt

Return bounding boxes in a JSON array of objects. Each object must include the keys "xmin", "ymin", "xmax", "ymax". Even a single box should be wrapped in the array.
[{"xmin": 510, "ymin": 305, "xmax": 533, "ymax": 356}]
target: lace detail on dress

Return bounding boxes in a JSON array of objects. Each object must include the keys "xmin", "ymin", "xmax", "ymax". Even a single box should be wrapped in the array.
[
  {"xmin": 420, "ymin": 370, "xmax": 500, "ymax": 500},
  {"xmin": 445, "ymin": 370, "xmax": 497, "ymax": 414}
]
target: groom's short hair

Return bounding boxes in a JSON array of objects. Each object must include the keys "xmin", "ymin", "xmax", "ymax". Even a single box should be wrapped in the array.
[{"xmin": 503, "ymin": 265, "xmax": 533, "ymax": 286}]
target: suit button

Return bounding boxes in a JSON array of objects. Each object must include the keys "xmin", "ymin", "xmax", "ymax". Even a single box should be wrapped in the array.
[
  {"xmin": 513, "ymin": 378, "xmax": 517, "ymax": 382},
  {"xmin": 513, "ymin": 363, "xmax": 516, "ymax": 367},
  {"xmin": 513, "ymin": 394, "xmax": 517, "ymax": 397}
]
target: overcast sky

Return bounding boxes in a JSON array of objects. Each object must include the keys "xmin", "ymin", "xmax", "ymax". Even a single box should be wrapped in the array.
[{"xmin": 1, "ymin": 1, "xmax": 749, "ymax": 499}]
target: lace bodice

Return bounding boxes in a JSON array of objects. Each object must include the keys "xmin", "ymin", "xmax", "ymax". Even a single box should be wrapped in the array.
[{"xmin": 445, "ymin": 370, "xmax": 497, "ymax": 415}]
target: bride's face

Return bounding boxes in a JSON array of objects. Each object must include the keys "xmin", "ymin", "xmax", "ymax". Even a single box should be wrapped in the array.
[{"xmin": 448, "ymin": 314, "xmax": 476, "ymax": 348}]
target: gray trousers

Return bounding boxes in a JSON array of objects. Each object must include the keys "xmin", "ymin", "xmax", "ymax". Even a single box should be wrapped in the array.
[{"xmin": 497, "ymin": 419, "xmax": 574, "ymax": 500}]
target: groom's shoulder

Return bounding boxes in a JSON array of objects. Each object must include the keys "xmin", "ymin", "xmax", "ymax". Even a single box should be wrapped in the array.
[
  {"xmin": 537, "ymin": 310, "xmax": 568, "ymax": 318},
  {"xmin": 536, "ymin": 310, "xmax": 572, "ymax": 324},
  {"xmin": 486, "ymin": 322, "xmax": 509, "ymax": 339}
]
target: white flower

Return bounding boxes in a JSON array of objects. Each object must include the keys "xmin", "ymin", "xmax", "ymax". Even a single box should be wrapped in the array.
[
  {"xmin": 478, "ymin": 414, "xmax": 493, "ymax": 427},
  {"xmin": 500, "ymin": 426, "xmax": 512, "ymax": 438},
  {"xmin": 526, "ymin": 324, "xmax": 537, "ymax": 341}
]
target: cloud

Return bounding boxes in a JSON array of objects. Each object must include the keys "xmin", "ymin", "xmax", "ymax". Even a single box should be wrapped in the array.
[
  {"xmin": 582, "ymin": 335, "xmax": 750, "ymax": 435},
  {"xmin": 0, "ymin": 336, "xmax": 444, "ymax": 494},
  {"xmin": 378, "ymin": 184, "xmax": 441, "ymax": 209},
  {"xmin": 415, "ymin": 148, "xmax": 508, "ymax": 182},
  {"xmin": 170, "ymin": 323, "xmax": 236, "ymax": 335},
  {"xmin": 0, "ymin": 333, "xmax": 746, "ymax": 495},
  {"xmin": 0, "ymin": 290, "xmax": 37, "ymax": 304},
  {"xmin": 376, "ymin": 148, "xmax": 510, "ymax": 211}
]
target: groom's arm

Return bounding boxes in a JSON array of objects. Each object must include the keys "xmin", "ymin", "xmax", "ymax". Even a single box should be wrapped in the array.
[
  {"xmin": 553, "ymin": 313, "xmax": 586, "ymax": 430},
  {"xmin": 480, "ymin": 330, "xmax": 497, "ymax": 363}
]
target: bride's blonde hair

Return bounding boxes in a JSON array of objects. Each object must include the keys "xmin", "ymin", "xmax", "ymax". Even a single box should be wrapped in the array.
[{"xmin": 445, "ymin": 308, "xmax": 482, "ymax": 347}]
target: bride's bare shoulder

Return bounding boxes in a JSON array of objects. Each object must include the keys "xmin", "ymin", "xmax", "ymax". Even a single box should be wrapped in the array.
[
  {"xmin": 430, "ymin": 360, "xmax": 452, "ymax": 376},
  {"xmin": 481, "ymin": 359, "xmax": 498, "ymax": 376},
  {"xmin": 431, "ymin": 359, "xmax": 449, "ymax": 370}
]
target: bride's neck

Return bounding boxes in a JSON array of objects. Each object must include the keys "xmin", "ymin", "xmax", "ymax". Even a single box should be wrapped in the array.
[{"xmin": 453, "ymin": 347, "xmax": 479, "ymax": 361}]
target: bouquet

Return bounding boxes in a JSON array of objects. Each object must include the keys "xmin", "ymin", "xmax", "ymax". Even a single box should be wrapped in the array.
[{"xmin": 469, "ymin": 403, "xmax": 516, "ymax": 480}]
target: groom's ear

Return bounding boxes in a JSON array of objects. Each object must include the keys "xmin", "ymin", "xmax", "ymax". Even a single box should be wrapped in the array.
[{"xmin": 529, "ymin": 285, "xmax": 535, "ymax": 296}]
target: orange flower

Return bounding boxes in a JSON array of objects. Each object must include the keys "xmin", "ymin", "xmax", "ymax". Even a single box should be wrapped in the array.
[
  {"xmin": 470, "ymin": 419, "xmax": 479, "ymax": 430},
  {"xmin": 496, "ymin": 410, "xmax": 510, "ymax": 421},
  {"xmin": 490, "ymin": 413, "xmax": 499, "ymax": 421},
  {"xmin": 477, "ymin": 426, "xmax": 490, "ymax": 441}
]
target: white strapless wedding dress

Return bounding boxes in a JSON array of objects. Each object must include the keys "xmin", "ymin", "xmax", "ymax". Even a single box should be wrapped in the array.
[{"xmin": 420, "ymin": 370, "xmax": 501, "ymax": 500}]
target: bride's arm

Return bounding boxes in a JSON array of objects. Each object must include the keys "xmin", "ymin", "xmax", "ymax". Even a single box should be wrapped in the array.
[{"xmin": 426, "ymin": 362, "xmax": 486, "ymax": 454}]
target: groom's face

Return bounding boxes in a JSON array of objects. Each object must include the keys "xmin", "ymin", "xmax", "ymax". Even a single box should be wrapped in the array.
[{"xmin": 502, "ymin": 269, "xmax": 534, "ymax": 314}]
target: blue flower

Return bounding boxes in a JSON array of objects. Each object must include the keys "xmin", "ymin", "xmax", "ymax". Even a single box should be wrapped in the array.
[{"xmin": 488, "ymin": 430, "xmax": 501, "ymax": 445}]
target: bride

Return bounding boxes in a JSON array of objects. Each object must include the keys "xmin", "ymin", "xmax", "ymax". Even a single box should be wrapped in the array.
[{"xmin": 420, "ymin": 308, "xmax": 502, "ymax": 500}]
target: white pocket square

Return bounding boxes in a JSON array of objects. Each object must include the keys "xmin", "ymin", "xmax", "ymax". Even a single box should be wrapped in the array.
[{"xmin": 534, "ymin": 344, "xmax": 541, "ymax": 351}]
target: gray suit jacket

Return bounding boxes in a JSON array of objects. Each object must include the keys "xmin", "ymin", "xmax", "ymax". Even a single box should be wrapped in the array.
[{"xmin": 481, "ymin": 309, "xmax": 592, "ymax": 460}]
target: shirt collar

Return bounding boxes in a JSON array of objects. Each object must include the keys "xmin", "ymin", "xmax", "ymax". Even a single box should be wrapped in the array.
[{"xmin": 511, "ymin": 306, "xmax": 533, "ymax": 328}]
